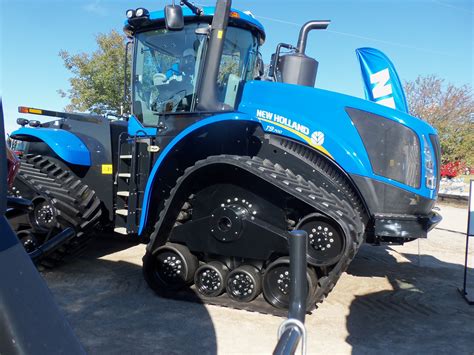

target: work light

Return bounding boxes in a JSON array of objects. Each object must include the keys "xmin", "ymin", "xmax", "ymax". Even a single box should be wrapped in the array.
[
  {"xmin": 135, "ymin": 8, "xmax": 149, "ymax": 18},
  {"xmin": 126, "ymin": 9, "xmax": 135, "ymax": 18}
]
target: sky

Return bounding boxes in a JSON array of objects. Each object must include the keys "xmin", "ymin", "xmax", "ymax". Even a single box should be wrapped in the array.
[{"xmin": 1, "ymin": 0, "xmax": 472, "ymax": 134}]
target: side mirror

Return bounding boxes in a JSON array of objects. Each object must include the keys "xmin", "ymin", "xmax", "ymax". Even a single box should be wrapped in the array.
[
  {"xmin": 256, "ymin": 56, "xmax": 264, "ymax": 78},
  {"xmin": 165, "ymin": 5, "xmax": 184, "ymax": 31},
  {"xmin": 268, "ymin": 53, "xmax": 277, "ymax": 78}
]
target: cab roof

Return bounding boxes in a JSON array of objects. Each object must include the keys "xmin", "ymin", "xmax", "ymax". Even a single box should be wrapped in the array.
[{"xmin": 124, "ymin": 6, "xmax": 266, "ymax": 43}]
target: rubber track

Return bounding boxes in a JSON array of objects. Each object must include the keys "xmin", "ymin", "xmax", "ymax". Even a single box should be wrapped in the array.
[
  {"xmin": 14, "ymin": 154, "xmax": 102, "ymax": 266},
  {"xmin": 146, "ymin": 155, "xmax": 365, "ymax": 316}
]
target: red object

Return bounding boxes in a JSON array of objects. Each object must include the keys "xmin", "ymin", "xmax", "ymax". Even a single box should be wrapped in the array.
[
  {"xmin": 440, "ymin": 161, "xmax": 465, "ymax": 178},
  {"xmin": 6, "ymin": 144, "xmax": 20, "ymax": 189}
]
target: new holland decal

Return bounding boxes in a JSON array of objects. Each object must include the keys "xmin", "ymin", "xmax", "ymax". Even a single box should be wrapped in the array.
[{"xmin": 255, "ymin": 109, "xmax": 331, "ymax": 157}]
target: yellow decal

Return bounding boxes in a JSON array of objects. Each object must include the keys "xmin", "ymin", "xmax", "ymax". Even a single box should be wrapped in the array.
[
  {"xmin": 101, "ymin": 164, "xmax": 113, "ymax": 175},
  {"xmin": 29, "ymin": 108, "xmax": 42, "ymax": 114},
  {"xmin": 258, "ymin": 117, "xmax": 333, "ymax": 158},
  {"xmin": 217, "ymin": 30, "xmax": 223, "ymax": 39}
]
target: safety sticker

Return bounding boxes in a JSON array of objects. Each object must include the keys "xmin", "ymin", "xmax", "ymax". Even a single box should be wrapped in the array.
[{"xmin": 101, "ymin": 164, "xmax": 113, "ymax": 175}]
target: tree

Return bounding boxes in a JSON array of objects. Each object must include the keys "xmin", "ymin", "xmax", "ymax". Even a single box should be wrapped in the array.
[
  {"xmin": 59, "ymin": 30, "xmax": 131, "ymax": 116},
  {"xmin": 404, "ymin": 75, "xmax": 474, "ymax": 166}
]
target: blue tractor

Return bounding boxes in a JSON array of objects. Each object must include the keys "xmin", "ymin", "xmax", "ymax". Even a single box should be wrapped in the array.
[{"xmin": 9, "ymin": 0, "xmax": 441, "ymax": 312}]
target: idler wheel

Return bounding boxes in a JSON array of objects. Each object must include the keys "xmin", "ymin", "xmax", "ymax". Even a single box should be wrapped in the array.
[
  {"xmin": 263, "ymin": 257, "xmax": 318, "ymax": 309},
  {"xmin": 226, "ymin": 265, "xmax": 262, "ymax": 302},
  {"xmin": 194, "ymin": 261, "xmax": 229, "ymax": 297},
  {"xmin": 29, "ymin": 197, "xmax": 57, "ymax": 232},
  {"xmin": 151, "ymin": 243, "xmax": 198, "ymax": 290},
  {"xmin": 297, "ymin": 213, "xmax": 345, "ymax": 266}
]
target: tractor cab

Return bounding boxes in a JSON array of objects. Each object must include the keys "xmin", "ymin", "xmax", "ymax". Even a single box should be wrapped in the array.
[{"xmin": 124, "ymin": 4, "xmax": 265, "ymax": 127}]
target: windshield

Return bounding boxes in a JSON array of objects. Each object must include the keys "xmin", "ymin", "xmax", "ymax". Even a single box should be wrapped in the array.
[
  {"xmin": 133, "ymin": 24, "xmax": 259, "ymax": 126},
  {"xmin": 133, "ymin": 24, "xmax": 206, "ymax": 125}
]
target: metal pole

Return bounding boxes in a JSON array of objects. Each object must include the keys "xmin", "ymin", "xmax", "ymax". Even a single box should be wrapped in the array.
[
  {"xmin": 288, "ymin": 229, "xmax": 308, "ymax": 323},
  {"xmin": 274, "ymin": 230, "xmax": 309, "ymax": 355}
]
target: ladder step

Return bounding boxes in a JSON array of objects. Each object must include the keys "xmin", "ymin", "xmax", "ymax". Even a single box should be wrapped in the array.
[
  {"xmin": 116, "ymin": 209, "xmax": 128, "ymax": 216},
  {"xmin": 114, "ymin": 227, "xmax": 128, "ymax": 235},
  {"xmin": 118, "ymin": 173, "xmax": 131, "ymax": 178},
  {"xmin": 117, "ymin": 191, "xmax": 130, "ymax": 197},
  {"xmin": 120, "ymin": 155, "xmax": 132, "ymax": 159}
]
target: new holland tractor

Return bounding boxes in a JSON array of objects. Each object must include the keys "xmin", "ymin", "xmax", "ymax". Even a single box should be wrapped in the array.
[{"xmin": 9, "ymin": 0, "xmax": 441, "ymax": 313}]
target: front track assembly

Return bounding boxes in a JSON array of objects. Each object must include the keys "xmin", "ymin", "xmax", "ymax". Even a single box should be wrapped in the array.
[{"xmin": 143, "ymin": 155, "xmax": 365, "ymax": 316}]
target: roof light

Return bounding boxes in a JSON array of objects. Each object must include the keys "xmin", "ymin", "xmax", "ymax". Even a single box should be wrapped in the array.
[
  {"xmin": 229, "ymin": 11, "xmax": 240, "ymax": 19},
  {"xmin": 16, "ymin": 118, "xmax": 29, "ymax": 127},
  {"xmin": 126, "ymin": 9, "xmax": 135, "ymax": 18},
  {"xmin": 29, "ymin": 120, "xmax": 41, "ymax": 127},
  {"xmin": 18, "ymin": 106, "xmax": 42, "ymax": 115}
]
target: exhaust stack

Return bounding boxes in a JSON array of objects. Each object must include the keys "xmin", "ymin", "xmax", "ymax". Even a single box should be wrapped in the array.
[{"xmin": 275, "ymin": 20, "xmax": 330, "ymax": 87}]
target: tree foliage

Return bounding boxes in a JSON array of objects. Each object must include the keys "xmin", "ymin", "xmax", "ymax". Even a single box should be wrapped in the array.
[
  {"xmin": 59, "ymin": 30, "xmax": 130, "ymax": 116},
  {"xmin": 404, "ymin": 75, "xmax": 474, "ymax": 166}
]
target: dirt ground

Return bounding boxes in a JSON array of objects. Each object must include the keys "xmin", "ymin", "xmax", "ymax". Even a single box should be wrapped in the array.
[{"xmin": 43, "ymin": 203, "xmax": 474, "ymax": 354}]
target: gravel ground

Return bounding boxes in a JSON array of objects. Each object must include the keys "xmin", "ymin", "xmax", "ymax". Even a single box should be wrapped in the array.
[{"xmin": 42, "ymin": 203, "xmax": 474, "ymax": 354}]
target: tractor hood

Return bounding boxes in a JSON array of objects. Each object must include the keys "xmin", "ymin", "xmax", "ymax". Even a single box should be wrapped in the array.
[{"xmin": 238, "ymin": 80, "xmax": 438, "ymax": 199}]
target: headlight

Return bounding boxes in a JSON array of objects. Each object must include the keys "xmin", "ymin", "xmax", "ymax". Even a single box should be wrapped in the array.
[
  {"xmin": 423, "ymin": 135, "xmax": 436, "ymax": 189},
  {"xmin": 126, "ymin": 9, "xmax": 135, "ymax": 18}
]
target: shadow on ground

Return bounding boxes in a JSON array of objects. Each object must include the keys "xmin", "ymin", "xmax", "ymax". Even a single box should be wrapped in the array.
[
  {"xmin": 43, "ymin": 238, "xmax": 217, "ymax": 355},
  {"xmin": 345, "ymin": 245, "xmax": 474, "ymax": 354}
]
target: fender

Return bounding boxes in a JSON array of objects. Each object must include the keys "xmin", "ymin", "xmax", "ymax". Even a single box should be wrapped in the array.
[
  {"xmin": 139, "ymin": 112, "xmax": 259, "ymax": 234},
  {"xmin": 10, "ymin": 127, "xmax": 91, "ymax": 166}
]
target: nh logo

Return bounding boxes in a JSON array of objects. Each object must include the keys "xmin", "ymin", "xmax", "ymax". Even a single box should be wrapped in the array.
[{"xmin": 370, "ymin": 68, "xmax": 396, "ymax": 109}]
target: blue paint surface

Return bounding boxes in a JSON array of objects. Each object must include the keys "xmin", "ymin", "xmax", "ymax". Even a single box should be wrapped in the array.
[
  {"xmin": 11, "ymin": 126, "xmax": 91, "ymax": 166},
  {"xmin": 128, "ymin": 115, "xmax": 157, "ymax": 136}
]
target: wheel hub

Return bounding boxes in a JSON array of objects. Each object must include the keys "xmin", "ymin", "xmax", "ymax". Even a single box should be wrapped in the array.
[
  {"xmin": 156, "ymin": 251, "xmax": 184, "ymax": 282},
  {"xmin": 31, "ymin": 199, "xmax": 57, "ymax": 230},
  {"xmin": 297, "ymin": 214, "xmax": 345, "ymax": 266},
  {"xmin": 276, "ymin": 270, "xmax": 290, "ymax": 295},
  {"xmin": 228, "ymin": 272, "xmax": 254, "ymax": 298},
  {"xmin": 210, "ymin": 200, "xmax": 252, "ymax": 242}
]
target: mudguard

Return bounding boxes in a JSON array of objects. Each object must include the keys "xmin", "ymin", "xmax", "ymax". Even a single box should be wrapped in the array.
[{"xmin": 11, "ymin": 126, "xmax": 91, "ymax": 166}]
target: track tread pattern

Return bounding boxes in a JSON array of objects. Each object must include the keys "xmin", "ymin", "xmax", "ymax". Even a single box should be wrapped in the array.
[
  {"xmin": 145, "ymin": 155, "xmax": 365, "ymax": 315},
  {"xmin": 14, "ymin": 154, "xmax": 102, "ymax": 266}
]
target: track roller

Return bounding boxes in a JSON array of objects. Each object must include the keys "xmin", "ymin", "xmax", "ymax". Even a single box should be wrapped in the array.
[
  {"xmin": 226, "ymin": 265, "xmax": 262, "ymax": 302},
  {"xmin": 17, "ymin": 229, "xmax": 38, "ymax": 253},
  {"xmin": 149, "ymin": 243, "xmax": 198, "ymax": 290},
  {"xmin": 194, "ymin": 261, "xmax": 229, "ymax": 297},
  {"xmin": 262, "ymin": 257, "xmax": 318, "ymax": 309},
  {"xmin": 297, "ymin": 213, "xmax": 345, "ymax": 266}
]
